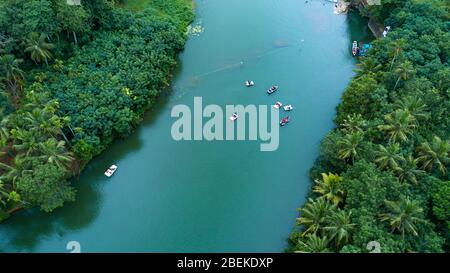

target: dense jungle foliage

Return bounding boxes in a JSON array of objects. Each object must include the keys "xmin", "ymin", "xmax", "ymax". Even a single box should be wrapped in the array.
[
  {"xmin": 0, "ymin": 0, "xmax": 194, "ymax": 220},
  {"xmin": 290, "ymin": 0, "xmax": 449, "ymax": 253}
]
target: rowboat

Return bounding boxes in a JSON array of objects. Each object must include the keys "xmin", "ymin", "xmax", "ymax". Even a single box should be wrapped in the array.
[
  {"xmin": 104, "ymin": 165, "xmax": 118, "ymax": 177},
  {"xmin": 352, "ymin": 41, "xmax": 358, "ymax": 56}
]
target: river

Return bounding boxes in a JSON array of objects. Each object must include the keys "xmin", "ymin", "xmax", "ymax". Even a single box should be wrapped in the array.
[{"xmin": 0, "ymin": 0, "xmax": 371, "ymax": 252}]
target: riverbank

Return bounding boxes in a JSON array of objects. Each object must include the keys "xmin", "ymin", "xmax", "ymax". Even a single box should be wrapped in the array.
[{"xmin": 290, "ymin": 0, "xmax": 449, "ymax": 253}]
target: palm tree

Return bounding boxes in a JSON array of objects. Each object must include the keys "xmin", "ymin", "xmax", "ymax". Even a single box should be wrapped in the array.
[
  {"xmin": 416, "ymin": 136, "xmax": 449, "ymax": 175},
  {"xmin": 354, "ymin": 57, "xmax": 382, "ymax": 76},
  {"xmin": 340, "ymin": 113, "xmax": 367, "ymax": 133},
  {"xmin": 11, "ymin": 128, "xmax": 40, "ymax": 156},
  {"xmin": 337, "ymin": 131, "xmax": 364, "ymax": 164},
  {"xmin": 294, "ymin": 234, "xmax": 330, "ymax": 253},
  {"xmin": 23, "ymin": 108, "xmax": 51, "ymax": 138},
  {"xmin": 323, "ymin": 210, "xmax": 355, "ymax": 247},
  {"xmin": 313, "ymin": 173, "xmax": 344, "ymax": 206},
  {"xmin": 23, "ymin": 107, "xmax": 71, "ymax": 146},
  {"xmin": 0, "ymin": 54, "xmax": 24, "ymax": 98},
  {"xmin": 378, "ymin": 109, "xmax": 416, "ymax": 143},
  {"xmin": 38, "ymin": 138, "xmax": 74, "ymax": 169},
  {"xmin": 394, "ymin": 96, "xmax": 429, "ymax": 124},
  {"xmin": 0, "ymin": 34, "xmax": 12, "ymax": 54},
  {"xmin": 0, "ymin": 76, "xmax": 6, "ymax": 91},
  {"xmin": 0, "ymin": 180, "xmax": 12, "ymax": 207},
  {"xmin": 297, "ymin": 198, "xmax": 336, "ymax": 236},
  {"xmin": 396, "ymin": 155, "xmax": 425, "ymax": 185},
  {"xmin": 393, "ymin": 61, "xmax": 415, "ymax": 90},
  {"xmin": 380, "ymin": 196, "xmax": 426, "ymax": 237},
  {"xmin": 24, "ymin": 32, "xmax": 54, "ymax": 65},
  {"xmin": 388, "ymin": 39, "xmax": 406, "ymax": 71},
  {"xmin": 374, "ymin": 143, "xmax": 405, "ymax": 171},
  {"xmin": 0, "ymin": 127, "xmax": 9, "ymax": 157},
  {"xmin": 0, "ymin": 156, "xmax": 32, "ymax": 187}
]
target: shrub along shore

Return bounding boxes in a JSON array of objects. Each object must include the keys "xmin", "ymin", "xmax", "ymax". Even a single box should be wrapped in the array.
[
  {"xmin": 289, "ymin": 0, "xmax": 449, "ymax": 253},
  {"xmin": 0, "ymin": 0, "xmax": 194, "ymax": 221}
]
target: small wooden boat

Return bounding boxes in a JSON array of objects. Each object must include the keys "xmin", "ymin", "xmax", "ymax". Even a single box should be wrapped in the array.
[
  {"xmin": 273, "ymin": 102, "xmax": 283, "ymax": 109},
  {"xmin": 352, "ymin": 41, "xmax": 358, "ymax": 56},
  {"xmin": 280, "ymin": 116, "xmax": 290, "ymax": 126},
  {"xmin": 104, "ymin": 165, "xmax": 118, "ymax": 177},
  {"xmin": 267, "ymin": 85, "xmax": 279, "ymax": 94},
  {"xmin": 283, "ymin": 105, "xmax": 293, "ymax": 111},
  {"xmin": 245, "ymin": 80, "xmax": 255, "ymax": 87},
  {"xmin": 230, "ymin": 113, "xmax": 238, "ymax": 121}
]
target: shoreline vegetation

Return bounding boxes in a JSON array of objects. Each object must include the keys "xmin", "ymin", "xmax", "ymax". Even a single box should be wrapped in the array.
[
  {"xmin": 289, "ymin": 0, "xmax": 449, "ymax": 253},
  {"xmin": 0, "ymin": 0, "xmax": 194, "ymax": 222}
]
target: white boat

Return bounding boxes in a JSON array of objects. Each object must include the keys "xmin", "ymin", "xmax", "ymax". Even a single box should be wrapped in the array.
[
  {"xmin": 273, "ymin": 102, "xmax": 283, "ymax": 109},
  {"xmin": 230, "ymin": 113, "xmax": 238, "ymax": 121},
  {"xmin": 245, "ymin": 80, "xmax": 255, "ymax": 87},
  {"xmin": 283, "ymin": 105, "xmax": 293, "ymax": 111},
  {"xmin": 352, "ymin": 41, "xmax": 358, "ymax": 56},
  {"xmin": 267, "ymin": 85, "xmax": 279, "ymax": 94},
  {"xmin": 104, "ymin": 165, "xmax": 118, "ymax": 177}
]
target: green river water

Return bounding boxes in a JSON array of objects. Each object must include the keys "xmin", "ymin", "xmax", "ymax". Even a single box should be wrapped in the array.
[{"xmin": 0, "ymin": 0, "xmax": 371, "ymax": 252}]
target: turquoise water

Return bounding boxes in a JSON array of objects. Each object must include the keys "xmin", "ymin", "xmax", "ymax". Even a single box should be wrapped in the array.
[{"xmin": 0, "ymin": 0, "xmax": 369, "ymax": 252}]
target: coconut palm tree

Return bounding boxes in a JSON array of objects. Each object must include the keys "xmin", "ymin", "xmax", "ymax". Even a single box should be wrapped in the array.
[
  {"xmin": 340, "ymin": 113, "xmax": 367, "ymax": 134},
  {"xmin": 393, "ymin": 61, "xmax": 415, "ymax": 90},
  {"xmin": 24, "ymin": 32, "xmax": 54, "ymax": 65},
  {"xmin": 380, "ymin": 196, "xmax": 426, "ymax": 237},
  {"xmin": 0, "ymin": 156, "xmax": 32, "ymax": 187},
  {"xmin": 323, "ymin": 209, "xmax": 355, "ymax": 247},
  {"xmin": 337, "ymin": 131, "xmax": 364, "ymax": 164},
  {"xmin": 400, "ymin": 160, "xmax": 423, "ymax": 184},
  {"xmin": 416, "ymin": 136, "xmax": 449, "ymax": 175},
  {"xmin": 394, "ymin": 96, "xmax": 429, "ymax": 124},
  {"xmin": 0, "ymin": 127, "xmax": 9, "ymax": 157},
  {"xmin": 396, "ymin": 155, "xmax": 425, "ymax": 185},
  {"xmin": 374, "ymin": 143, "xmax": 405, "ymax": 171},
  {"xmin": 0, "ymin": 54, "xmax": 24, "ymax": 98},
  {"xmin": 378, "ymin": 109, "xmax": 416, "ymax": 143},
  {"xmin": 0, "ymin": 180, "xmax": 13, "ymax": 207},
  {"xmin": 23, "ymin": 107, "xmax": 71, "ymax": 145},
  {"xmin": 0, "ymin": 76, "xmax": 6, "ymax": 91},
  {"xmin": 388, "ymin": 39, "xmax": 406, "ymax": 71},
  {"xmin": 294, "ymin": 234, "xmax": 330, "ymax": 253},
  {"xmin": 297, "ymin": 198, "xmax": 336, "ymax": 236},
  {"xmin": 38, "ymin": 138, "xmax": 74, "ymax": 169},
  {"xmin": 313, "ymin": 173, "xmax": 344, "ymax": 206},
  {"xmin": 11, "ymin": 128, "xmax": 40, "ymax": 156},
  {"xmin": 354, "ymin": 57, "xmax": 382, "ymax": 76}
]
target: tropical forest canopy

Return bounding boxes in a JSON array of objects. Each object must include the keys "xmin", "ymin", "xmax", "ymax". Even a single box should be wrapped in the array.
[
  {"xmin": 0, "ymin": 0, "xmax": 194, "ymax": 219},
  {"xmin": 290, "ymin": 0, "xmax": 449, "ymax": 253}
]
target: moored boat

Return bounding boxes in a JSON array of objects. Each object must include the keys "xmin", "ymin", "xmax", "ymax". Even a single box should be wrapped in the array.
[
  {"xmin": 104, "ymin": 165, "xmax": 118, "ymax": 177},
  {"xmin": 352, "ymin": 41, "xmax": 358, "ymax": 56},
  {"xmin": 245, "ymin": 80, "xmax": 255, "ymax": 87}
]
